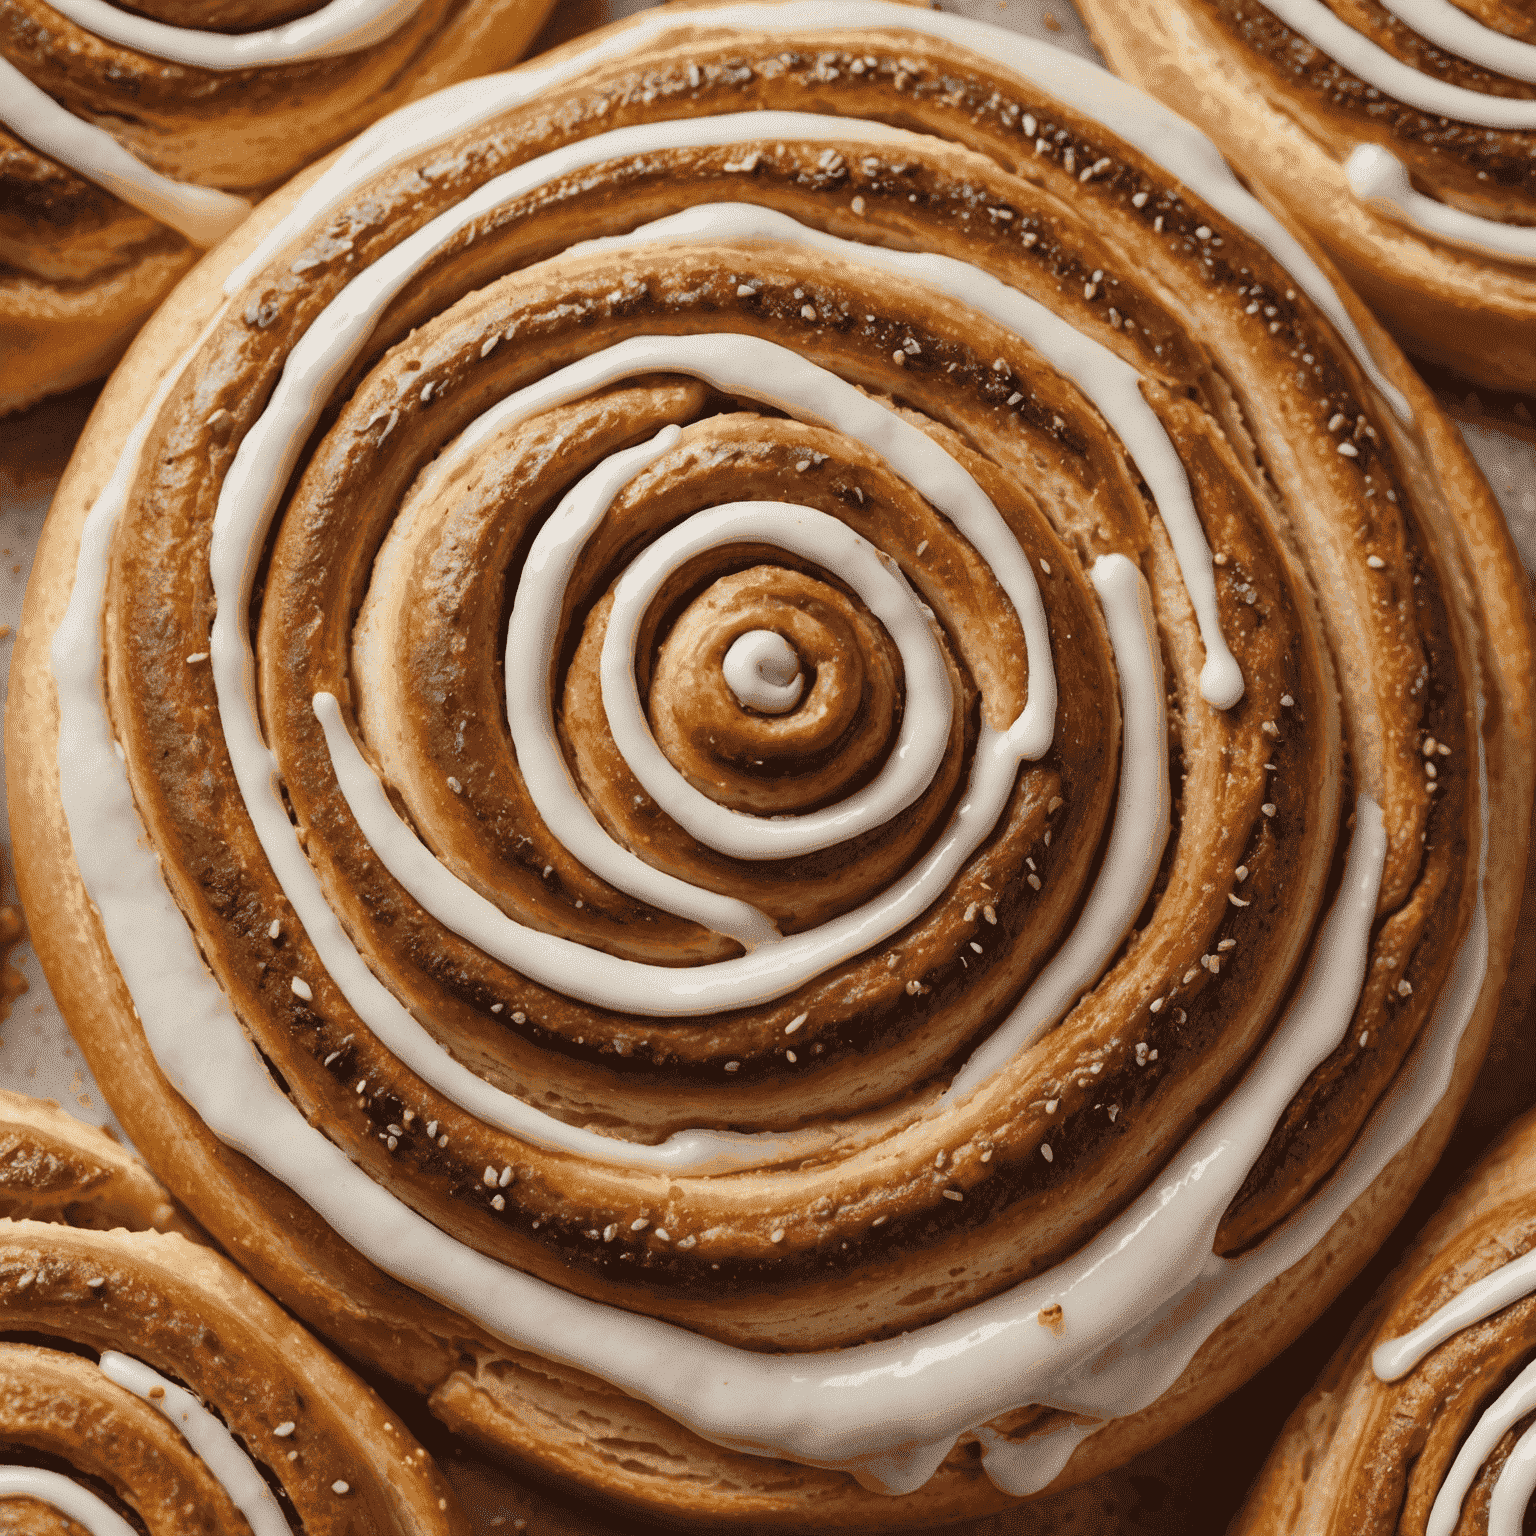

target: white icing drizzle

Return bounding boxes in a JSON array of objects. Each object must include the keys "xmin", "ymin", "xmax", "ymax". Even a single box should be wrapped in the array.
[
  {"xmin": 0, "ymin": 0, "xmax": 424, "ymax": 246},
  {"xmin": 721, "ymin": 630, "xmax": 803, "ymax": 713},
  {"xmin": 571, "ymin": 201, "xmax": 1243, "ymax": 711},
  {"xmin": 0, "ymin": 56, "xmax": 250, "ymax": 247},
  {"xmin": 944, "ymin": 555, "xmax": 1168, "ymax": 1099},
  {"xmin": 1374, "ymin": 1245, "xmax": 1536, "ymax": 1381},
  {"xmin": 0, "ymin": 1467, "xmax": 137, "ymax": 1536},
  {"xmin": 1262, "ymin": 0, "xmax": 1536, "ymax": 128},
  {"xmin": 1372, "ymin": 1236, "xmax": 1536, "ymax": 1536},
  {"xmin": 1383, "ymin": 0, "xmax": 1536, "ymax": 82},
  {"xmin": 1422, "ymin": 1357, "xmax": 1536, "ymax": 1536},
  {"xmin": 1346, "ymin": 143, "xmax": 1536, "ymax": 265},
  {"xmin": 0, "ymin": 1352, "xmax": 286, "ymax": 1536},
  {"xmin": 97, "ymin": 1352, "xmax": 290, "ymax": 1536},
  {"xmin": 500, "ymin": 427, "xmax": 779, "ymax": 948},
  {"xmin": 43, "ymin": 0, "xmax": 425, "ymax": 69},
  {"xmin": 597, "ymin": 501, "xmax": 953, "ymax": 860},
  {"xmin": 283, "ymin": 332, "xmax": 1049, "ymax": 1012},
  {"xmin": 319, "ymin": 546, "xmax": 1158, "ymax": 1174},
  {"xmin": 1488, "ymin": 1425, "xmax": 1536, "ymax": 1536},
  {"xmin": 219, "ymin": 3, "xmax": 1410, "ymax": 421},
  {"xmin": 49, "ymin": 0, "xmax": 1492, "ymax": 1494}
]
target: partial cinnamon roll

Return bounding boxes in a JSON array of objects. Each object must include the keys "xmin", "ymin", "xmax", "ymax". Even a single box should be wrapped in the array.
[
  {"xmin": 1234, "ymin": 1106, "xmax": 1536, "ymax": 1536},
  {"xmin": 1076, "ymin": 0, "xmax": 1536, "ymax": 391},
  {"xmin": 8, "ymin": 1, "xmax": 1534, "ymax": 1527},
  {"xmin": 0, "ymin": 0, "xmax": 556, "ymax": 415},
  {"xmin": 0, "ymin": 1089, "xmax": 467, "ymax": 1536}
]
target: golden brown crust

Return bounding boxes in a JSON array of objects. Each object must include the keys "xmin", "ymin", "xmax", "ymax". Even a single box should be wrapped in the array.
[
  {"xmin": 0, "ymin": 1089, "xmax": 197, "ymax": 1236},
  {"xmin": 0, "ymin": 1090, "xmax": 469, "ymax": 1536},
  {"xmin": 1234, "ymin": 1108, "xmax": 1536, "ymax": 1535},
  {"xmin": 0, "ymin": 0, "xmax": 557, "ymax": 414},
  {"xmin": 1076, "ymin": 0, "xmax": 1536, "ymax": 391},
  {"xmin": 7, "ymin": 7, "xmax": 1535, "ymax": 1528}
]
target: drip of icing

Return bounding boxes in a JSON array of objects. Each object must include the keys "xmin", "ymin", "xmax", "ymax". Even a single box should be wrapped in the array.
[
  {"xmin": 721, "ymin": 630, "xmax": 804, "ymax": 713},
  {"xmin": 0, "ymin": 1468, "xmax": 136, "ymax": 1536},
  {"xmin": 1422, "ymin": 1357, "xmax": 1536, "ymax": 1536},
  {"xmin": 1347, "ymin": 144, "xmax": 1536, "ymax": 265},
  {"xmin": 218, "ymin": 3, "xmax": 1410, "ymax": 421},
  {"xmin": 1374, "ymin": 1244, "xmax": 1536, "ymax": 1381},
  {"xmin": 572, "ymin": 201, "xmax": 1243, "ymax": 710},
  {"xmin": 97, "ymin": 1353, "xmax": 289, "ymax": 1536},
  {"xmin": 0, "ymin": 57, "xmax": 250, "ymax": 246},
  {"xmin": 597, "ymin": 501, "xmax": 952, "ymax": 859},
  {"xmin": 1261, "ymin": 0, "xmax": 1536, "ymax": 129},
  {"xmin": 1383, "ymin": 0, "xmax": 1536, "ymax": 82},
  {"xmin": 43, "ymin": 0, "xmax": 425, "ymax": 68}
]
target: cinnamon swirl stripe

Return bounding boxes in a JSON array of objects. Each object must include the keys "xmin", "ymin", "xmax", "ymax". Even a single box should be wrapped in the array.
[
  {"xmin": 8, "ymin": 2, "xmax": 1533, "ymax": 1527},
  {"xmin": 1235, "ymin": 1107, "xmax": 1536, "ymax": 1536},
  {"xmin": 0, "ymin": 0, "xmax": 555, "ymax": 415},
  {"xmin": 0, "ymin": 1090, "xmax": 466, "ymax": 1536},
  {"xmin": 1077, "ymin": 0, "xmax": 1536, "ymax": 389}
]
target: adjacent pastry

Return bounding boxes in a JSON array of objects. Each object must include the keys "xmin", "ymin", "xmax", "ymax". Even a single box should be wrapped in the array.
[
  {"xmin": 1076, "ymin": 0, "xmax": 1536, "ymax": 391},
  {"xmin": 8, "ymin": 1, "xmax": 1535, "ymax": 1527},
  {"xmin": 1234, "ymin": 1106, "xmax": 1536, "ymax": 1535},
  {"xmin": 0, "ymin": 1089, "xmax": 467, "ymax": 1535},
  {"xmin": 0, "ymin": 0, "xmax": 557, "ymax": 415}
]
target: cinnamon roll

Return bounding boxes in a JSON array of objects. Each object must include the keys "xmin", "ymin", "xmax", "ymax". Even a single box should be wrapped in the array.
[
  {"xmin": 1076, "ymin": 0, "xmax": 1536, "ymax": 391},
  {"xmin": 8, "ymin": 1, "xmax": 1534, "ymax": 1525},
  {"xmin": 0, "ymin": 0, "xmax": 556, "ymax": 416},
  {"xmin": 1234, "ymin": 1106, "xmax": 1536, "ymax": 1535},
  {"xmin": 0, "ymin": 1089, "xmax": 467, "ymax": 1535}
]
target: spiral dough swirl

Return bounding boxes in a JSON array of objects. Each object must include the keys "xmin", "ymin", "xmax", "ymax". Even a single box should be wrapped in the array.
[{"xmin": 29, "ymin": 0, "xmax": 1511, "ymax": 1519}]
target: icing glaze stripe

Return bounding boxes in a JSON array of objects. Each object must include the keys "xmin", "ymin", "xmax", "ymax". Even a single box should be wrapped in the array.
[
  {"xmin": 1261, "ymin": 0, "xmax": 1536, "ymax": 128},
  {"xmin": 219, "ymin": 2, "xmax": 1410, "ymax": 421},
  {"xmin": 42, "ymin": 0, "xmax": 425, "ymax": 69},
  {"xmin": 1346, "ymin": 145, "xmax": 1536, "ymax": 266},
  {"xmin": 0, "ymin": 57, "xmax": 250, "ymax": 246},
  {"xmin": 1373, "ymin": 1244, "xmax": 1536, "ymax": 1380},
  {"xmin": 944, "ymin": 556, "xmax": 1168, "ymax": 1099},
  {"xmin": 1382, "ymin": 0, "xmax": 1536, "ymax": 84},
  {"xmin": 1422, "ymin": 1357, "xmax": 1536, "ymax": 1536},
  {"xmin": 98, "ymin": 1352, "xmax": 290, "ymax": 1536},
  {"xmin": 0, "ymin": 1467, "xmax": 137, "ymax": 1536},
  {"xmin": 573, "ymin": 201, "xmax": 1244, "ymax": 711},
  {"xmin": 597, "ymin": 507, "xmax": 953, "ymax": 862}
]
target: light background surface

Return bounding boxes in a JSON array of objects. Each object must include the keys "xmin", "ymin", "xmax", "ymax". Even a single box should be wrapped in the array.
[{"xmin": 3, "ymin": 2, "xmax": 1536, "ymax": 1530}]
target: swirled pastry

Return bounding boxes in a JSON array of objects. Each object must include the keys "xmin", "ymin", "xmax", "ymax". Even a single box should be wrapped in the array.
[
  {"xmin": 1076, "ymin": 0, "xmax": 1536, "ymax": 391},
  {"xmin": 8, "ymin": 1, "xmax": 1535, "ymax": 1526},
  {"xmin": 1235, "ymin": 1106, "xmax": 1536, "ymax": 1536},
  {"xmin": 0, "ymin": 1089, "xmax": 466, "ymax": 1535},
  {"xmin": 0, "ymin": 0, "xmax": 556, "ymax": 416}
]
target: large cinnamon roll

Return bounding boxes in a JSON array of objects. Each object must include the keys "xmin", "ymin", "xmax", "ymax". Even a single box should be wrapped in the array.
[
  {"xmin": 1076, "ymin": 0, "xmax": 1536, "ymax": 391},
  {"xmin": 8, "ymin": 1, "xmax": 1534, "ymax": 1526},
  {"xmin": 0, "ymin": 0, "xmax": 556, "ymax": 416},
  {"xmin": 0, "ymin": 1089, "xmax": 467, "ymax": 1535},
  {"xmin": 1235, "ymin": 1106, "xmax": 1536, "ymax": 1535}
]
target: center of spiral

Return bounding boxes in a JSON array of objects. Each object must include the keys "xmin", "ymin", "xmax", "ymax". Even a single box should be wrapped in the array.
[{"xmin": 722, "ymin": 629, "xmax": 804, "ymax": 715}]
